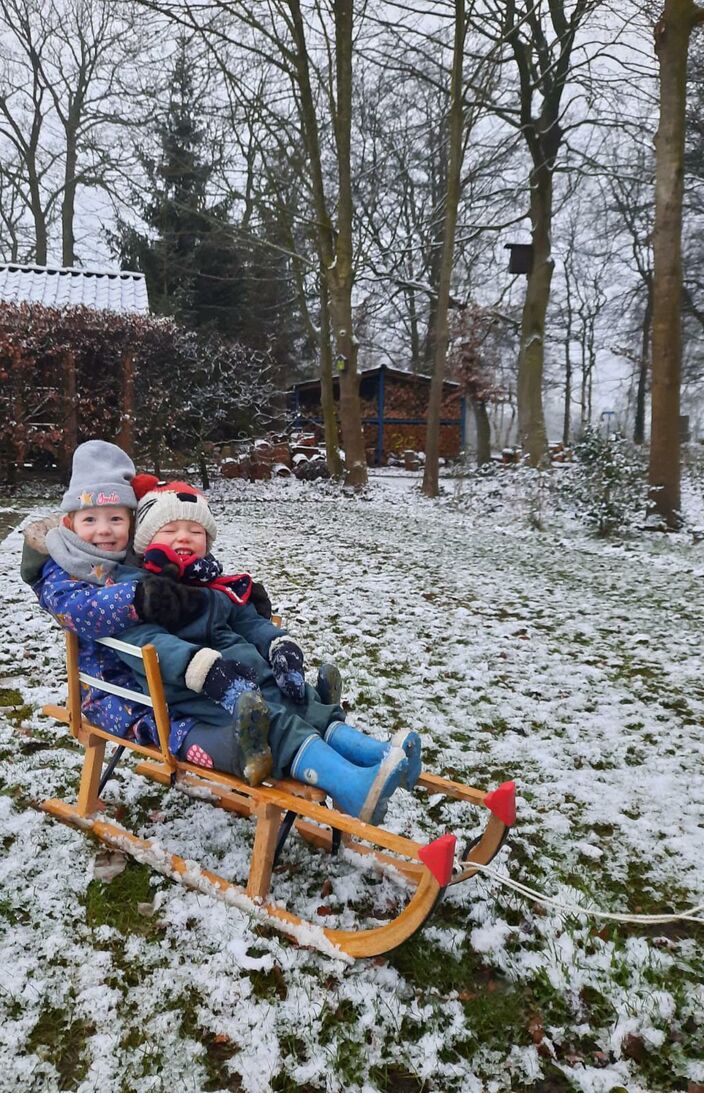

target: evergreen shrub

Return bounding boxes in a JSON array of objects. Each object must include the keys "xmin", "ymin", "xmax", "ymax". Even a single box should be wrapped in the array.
[{"xmin": 565, "ymin": 427, "xmax": 647, "ymax": 536}]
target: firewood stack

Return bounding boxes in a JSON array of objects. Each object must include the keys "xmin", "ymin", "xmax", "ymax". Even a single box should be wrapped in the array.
[{"xmin": 219, "ymin": 433, "xmax": 331, "ymax": 482}]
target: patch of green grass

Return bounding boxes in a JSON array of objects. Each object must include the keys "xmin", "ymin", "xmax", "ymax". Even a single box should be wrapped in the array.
[
  {"xmin": 249, "ymin": 964, "xmax": 288, "ymax": 1002},
  {"xmin": 368, "ymin": 1062, "xmax": 432, "ymax": 1092},
  {"xmin": 477, "ymin": 715, "xmax": 511, "ymax": 734},
  {"xmin": 270, "ymin": 1069, "xmax": 324, "ymax": 1093},
  {"xmin": 83, "ymin": 860, "xmax": 161, "ymax": 937},
  {"xmin": 26, "ymin": 1005, "xmax": 95, "ymax": 1089},
  {"xmin": 319, "ymin": 998, "xmax": 359, "ymax": 1045},
  {"xmin": 0, "ymin": 894, "xmax": 30, "ymax": 926},
  {"xmin": 389, "ymin": 934, "xmax": 487, "ymax": 995},
  {"xmin": 0, "ymin": 686, "xmax": 23, "ymax": 706},
  {"xmin": 0, "ymin": 686, "xmax": 33, "ymax": 725},
  {"xmin": 174, "ymin": 989, "xmax": 243, "ymax": 1092}
]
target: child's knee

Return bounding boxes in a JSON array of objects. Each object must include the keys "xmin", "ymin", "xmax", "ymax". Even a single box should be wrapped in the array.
[{"xmin": 185, "ymin": 743, "xmax": 214, "ymax": 768}]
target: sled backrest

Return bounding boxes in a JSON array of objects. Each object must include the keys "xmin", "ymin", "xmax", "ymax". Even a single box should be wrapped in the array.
[{"xmin": 64, "ymin": 629, "xmax": 174, "ymax": 769}]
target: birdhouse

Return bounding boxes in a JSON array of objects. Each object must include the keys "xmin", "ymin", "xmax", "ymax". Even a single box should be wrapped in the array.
[{"xmin": 505, "ymin": 243, "xmax": 533, "ymax": 275}]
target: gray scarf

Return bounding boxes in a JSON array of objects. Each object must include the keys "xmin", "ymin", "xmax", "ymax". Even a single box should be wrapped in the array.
[{"xmin": 45, "ymin": 524, "xmax": 127, "ymax": 585}]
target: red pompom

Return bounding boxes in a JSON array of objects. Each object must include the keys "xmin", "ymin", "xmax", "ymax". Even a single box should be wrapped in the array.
[{"xmin": 132, "ymin": 473, "xmax": 160, "ymax": 499}]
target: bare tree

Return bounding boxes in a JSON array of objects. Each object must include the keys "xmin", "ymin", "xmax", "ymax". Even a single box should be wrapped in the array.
[
  {"xmin": 0, "ymin": 0, "xmax": 147, "ymax": 266},
  {"xmin": 469, "ymin": 0, "xmax": 606, "ymax": 466},
  {"xmin": 422, "ymin": 0, "xmax": 469, "ymax": 497},
  {"xmin": 650, "ymin": 0, "xmax": 704, "ymax": 526},
  {"xmin": 129, "ymin": 0, "xmax": 369, "ymax": 485}
]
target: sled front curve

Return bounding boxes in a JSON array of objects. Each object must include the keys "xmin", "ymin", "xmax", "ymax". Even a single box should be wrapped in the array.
[
  {"xmin": 41, "ymin": 794, "xmax": 442, "ymax": 959},
  {"xmin": 40, "ymin": 631, "xmax": 516, "ymax": 959}
]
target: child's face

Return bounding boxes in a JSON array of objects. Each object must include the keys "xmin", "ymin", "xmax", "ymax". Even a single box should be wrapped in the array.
[
  {"xmin": 69, "ymin": 506, "xmax": 132, "ymax": 551},
  {"xmin": 153, "ymin": 519, "xmax": 208, "ymax": 558}
]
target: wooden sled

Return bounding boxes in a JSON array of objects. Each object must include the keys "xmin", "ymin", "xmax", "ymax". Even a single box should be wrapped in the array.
[{"xmin": 41, "ymin": 631, "xmax": 516, "ymax": 960}]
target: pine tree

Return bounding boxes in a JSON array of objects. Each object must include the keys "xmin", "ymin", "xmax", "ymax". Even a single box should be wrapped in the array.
[{"xmin": 112, "ymin": 40, "xmax": 246, "ymax": 338}]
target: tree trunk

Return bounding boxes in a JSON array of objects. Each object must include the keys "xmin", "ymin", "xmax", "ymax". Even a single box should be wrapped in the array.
[
  {"xmin": 473, "ymin": 399, "xmax": 491, "ymax": 465},
  {"xmin": 328, "ymin": 0, "xmax": 367, "ymax": 488},
  {"xmin": 62, "ymin": 349, "xmax": 78, "ymax": 479},
  {"xmin": 563, "ymin": 354, "xmax": 572, "ymax": 447},
  {"xmin": 117, "ymin": 349, "xmax": 135, "ymax": 457},
  {"xmin": 422, "ymin": 0, "xmax": 465, "ymax": 498},
  {"xmin": 407, "ymin": 286, "xmax": 421, "ymax": 372},
  {"xmin": 319, "ymin": 276, "xmax": 342, "ymax": 477},
  {"xmin": 29, "ymin": 172, "xmax": 48, "ymax": 266},
  {"xmin": 328, "ymin": 282, "xmax": 368, "ymax": 484},
  {"xmin": 517, "ymin": 161, "xmax": 552, "ymax": 465},
  {"xmin": 634, "ymin": 284, "xmax": 652, "ymax": 445},
  {"xmin": 563, "ymin": 268, "xmax": 574, "ymax": 446},
  {"xmin": 649, "ymin": 0, "xmax": 701, "ymax": 525},
  {"xmin": 287, "ymin": 0, "xmax": 367, "ymax": 488},
  {"xmin": 62, "ymin": 128, "xmax": 78, "ymax": 267},
  {"xmin": 198, "ymin": 450, "xmax": 210, "ymax": 490}
]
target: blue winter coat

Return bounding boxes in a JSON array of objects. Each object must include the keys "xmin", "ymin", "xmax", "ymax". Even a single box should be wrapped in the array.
[
  {"xmin": 36, "ymin": 560, "xmax": 344, "ymax": 771},
  {"xmin": 115, "ymin": 579, "xmax": 346, "ymax": 775}
]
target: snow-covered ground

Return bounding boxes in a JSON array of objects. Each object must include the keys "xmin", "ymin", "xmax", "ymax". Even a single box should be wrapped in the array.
[{"xmin": 0, "ymin": 470, "xmax": 702, "ymax": 1093}]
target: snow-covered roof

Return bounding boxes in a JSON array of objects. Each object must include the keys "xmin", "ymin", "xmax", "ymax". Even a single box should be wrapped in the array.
[
  {"xmin": 0, "ymin": 262, "xmax": 149, "ymax": 314},
  {"xmin": 291, "ymin": 363, "xmax": 460, "ymax": 391}
]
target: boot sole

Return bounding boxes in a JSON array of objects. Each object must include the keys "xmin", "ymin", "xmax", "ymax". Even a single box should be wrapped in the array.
[
  {"xmin": 358, "ymin": 746, "xmax": 408, "ymax": 826},
  {"xmin": 237, "ymin": 692, "xmax": 273, "ymax": 786},
  {"xmin": 391, "ymin": 730, "xmax": 422, "ymax": 790},
  {"xmin": 317, "ymin": 663, "xmax": 342, "ymax": 706}
]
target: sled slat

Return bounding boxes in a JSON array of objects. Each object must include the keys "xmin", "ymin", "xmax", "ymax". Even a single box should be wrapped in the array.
[
  {"xmin": 66, "ymin": 631, "xmax": 82, "ymax": 737},
  {"xmin": 40, "ymin": 800, "xmax": 443, "ymax": 959},
  {"xmin": 42, "ymin": 707, "xmax": 165, "ymax": 762},
  {"xmin": 418, "ymin": 772, "xmax": 487, "ymax": 806},
  {"xmin": 76, "ymin": 734, "xmax": 106, "ymax": 816},
  {"xmin": 247, "ymin": 803, "xmax": 284, "ymax": 899},
  {"xmin": 78, "ymin": 672, "xmax": 154, "ymax": 706}
]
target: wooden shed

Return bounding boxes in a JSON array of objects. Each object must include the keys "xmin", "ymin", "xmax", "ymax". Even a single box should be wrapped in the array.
[{"xmin": 290, "ymin": 365, "xmax": 465, "ymax": 466}]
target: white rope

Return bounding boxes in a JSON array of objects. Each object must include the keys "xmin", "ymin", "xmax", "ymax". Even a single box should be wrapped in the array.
[{"xmin": 461, "ymin": 860, "xmax": 704, "ymax": 926}]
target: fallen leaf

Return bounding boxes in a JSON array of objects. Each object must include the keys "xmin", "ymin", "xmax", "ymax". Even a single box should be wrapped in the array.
[
  {"xmin": 458, "ymin": 990, "xmax": 477, "ymax": 1002},
  {"xmin": 622, "ymin": 1034, "xmax": 646, "ymax": 1062},
  {"xmin": 316, "ymin": 905, "xmax": 334, "ymax": 916},
  {"xmin": 212, "ymin": 1033, "xmax": 230, "ymax": 1045},
  {"xmin": 321, "ymin": 878, "xmax": 333, "ymax": 898},
  {"xmin": 93, "ymin": 850, "xmax": 127, "ymax": 882},
  {"xmin": 528, "ymin": 1014, "xmax": 545, "ymax": 1045}
]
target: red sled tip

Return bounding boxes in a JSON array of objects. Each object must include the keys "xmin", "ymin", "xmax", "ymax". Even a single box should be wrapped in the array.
[
  {"xmin": 419, "ymin": 833, "xmax": 457, "ymax": 887},
  {"xmin": 484, "ymin": 780, "xmax": 516, "ymax": 827}
]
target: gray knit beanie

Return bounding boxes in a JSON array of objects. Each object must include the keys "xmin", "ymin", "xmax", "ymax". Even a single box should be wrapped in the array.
[{"xmin": 61, "ymin": 440, "xmax": 137, "ymax": 513}]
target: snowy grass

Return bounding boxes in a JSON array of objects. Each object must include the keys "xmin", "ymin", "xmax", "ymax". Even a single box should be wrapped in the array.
[{"xmin": 0, "ymin": 468, "xmax": 703, "ymax": 1092}]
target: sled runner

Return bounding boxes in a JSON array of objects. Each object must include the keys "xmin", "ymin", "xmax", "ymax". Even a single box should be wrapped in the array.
[{"xmin": 41, "ymin": 631, "xmax": 516, "ymax": 959}]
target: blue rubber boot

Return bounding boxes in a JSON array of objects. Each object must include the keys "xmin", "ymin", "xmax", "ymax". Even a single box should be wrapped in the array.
[
  {"xmin": 290, "ymin": 736, "xmax": 408, "ymax": 825},
  {"xmin": 316, "ymin": 663, "xmax": 343, "ymax": 706},
  {"xmin": 324, "ymin": 722, "xmax": 422, "ymax": 791}
]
